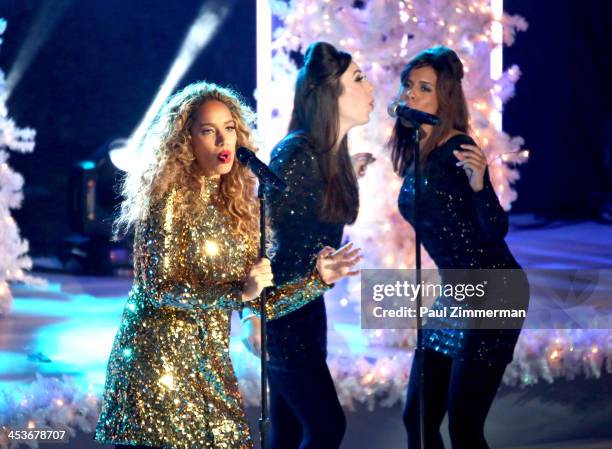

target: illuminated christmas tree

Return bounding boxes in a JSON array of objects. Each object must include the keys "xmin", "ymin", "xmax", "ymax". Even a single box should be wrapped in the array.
[
  {"xmin": 248, "ymin": 1, "xmax": 612, "ymax": 394},
  {"xmin": 266, "ymin": 0, "xmax": 528, "ymax": 328},
  {"xmin": 0, "ymin": 18, "xmax": 38, "ymax": 314}
]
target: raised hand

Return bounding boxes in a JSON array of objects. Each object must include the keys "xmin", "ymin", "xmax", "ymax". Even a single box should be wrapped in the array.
[
  {"xmin": 315, "ymin": 242, "xmax": 362, "ymax": 285},
  {"xmin": 351, "ymin": 152, "xmax": 376, "ymax": 178},
  {"xmin": 453, "ymin": 143, "xmax": 487, "ymax": 192}
]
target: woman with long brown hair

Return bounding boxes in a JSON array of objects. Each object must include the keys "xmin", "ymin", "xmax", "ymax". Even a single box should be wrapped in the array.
[
  {"xmin": 94, "ymin": 81, "xmax": 357, "ymax": 449},
  {"xmin": 242, "ymin": 41, "xmax": 374, "ymax": 449},
  {"xmin": 390, "ymin": 46, "xmax": 529, "ymax": 449}
]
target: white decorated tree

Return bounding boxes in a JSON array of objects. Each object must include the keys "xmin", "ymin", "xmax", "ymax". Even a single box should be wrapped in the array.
[
  {"xmin": 0, "ymin": 18, "xmax": 38, "ymax": 315},
  {"xmin": 267, "ymin": 0, "xmax": 528, "ymax": 343},
  {"xmin": 253, "ymin": 1, "xmax": 611, "ymax": 394}
]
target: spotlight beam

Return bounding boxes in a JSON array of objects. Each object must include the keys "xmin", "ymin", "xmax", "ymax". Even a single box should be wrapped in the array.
[
  {"xmin": 127, "ymin": 0, "xmax": 234, "ymax": 155},
  {"xmin": 6, "ymin": 0, "xmax": 74, "ymax": 99}
]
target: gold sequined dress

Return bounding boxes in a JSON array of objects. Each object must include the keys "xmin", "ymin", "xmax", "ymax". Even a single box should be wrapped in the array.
[{"xmin": 95, "ymin": 179, "xmax": 330, "ymax": 449}]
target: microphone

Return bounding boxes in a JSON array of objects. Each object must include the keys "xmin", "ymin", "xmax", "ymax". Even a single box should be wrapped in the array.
[
  {"xmin": 236, "ymin": 147, "xmax": 288, "ymax": 192},
  {"xmin": 387, "ymin": 100, "xmax": 441, "ymax": 126}
]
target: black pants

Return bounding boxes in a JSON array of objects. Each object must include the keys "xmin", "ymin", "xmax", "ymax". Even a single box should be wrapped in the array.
[
  {"xmin": 268, "ymin": 359, "xmax": 346, "ymax": 449},
  {"xmin": 403, "ymin": 348, "xmax": 507, "ymax": 449}
]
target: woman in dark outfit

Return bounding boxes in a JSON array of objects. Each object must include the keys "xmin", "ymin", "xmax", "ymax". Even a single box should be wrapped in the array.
[
  {"xmin": 242, "ymin": 41, "xmax": 374, "ymax": 449},
  {"xmin": 391, "ymin": 46, "xmax": 529, "ymax": 449}
]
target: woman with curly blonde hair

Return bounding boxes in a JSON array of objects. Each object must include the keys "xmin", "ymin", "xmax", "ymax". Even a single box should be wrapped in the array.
[{"xmin": 95, "ymin": 81, "xmax": 358, "ymax": 449}]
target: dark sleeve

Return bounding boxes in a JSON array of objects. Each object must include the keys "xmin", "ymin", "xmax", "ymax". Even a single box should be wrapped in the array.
[
  {"xmin": 446, "ymin": 135, "xmax": 509, "ymax": 242},
  {"xmin": 239, "ymin": 136, "xmax": 331, "ymax": 321},
  {"xmin": 267, "ymin": 136, "xmax": 324, "ymax": 284},
  {"xmin": 471, "ymin": 167, "xmax": 509, "ymax": 241}
]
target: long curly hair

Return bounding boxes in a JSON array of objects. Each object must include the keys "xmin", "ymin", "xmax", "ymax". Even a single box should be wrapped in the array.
[{"xmin": 114, "ymin": 81, "xmax": 259, "ymax": 242}]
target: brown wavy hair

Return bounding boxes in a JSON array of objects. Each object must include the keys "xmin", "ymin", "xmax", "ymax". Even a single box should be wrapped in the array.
[
  {"xmin": 389, "ymin": 46, "xmax": 471, "ymax": 176},
  {"xmin": 289, "ymin": 41, "xmax": 359, "ymax": 224},
  {"xmin": 114, "ymin": 81, "xmax": 259, "ymax": 242}
]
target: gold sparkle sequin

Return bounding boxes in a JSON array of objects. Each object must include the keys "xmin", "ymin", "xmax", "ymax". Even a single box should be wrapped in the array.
[{"xmin": 95, "ymin": 178, "xmax": 330, "ymax": 448}]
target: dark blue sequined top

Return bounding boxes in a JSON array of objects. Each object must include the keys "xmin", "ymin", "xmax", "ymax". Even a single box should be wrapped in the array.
[
  {"xmin": 266, "ymin": 132, "xmax": 346, "ymax": 366},
  {"xmin": 398, "ymin": 134, "xmax": 528, "ymax": 366}
]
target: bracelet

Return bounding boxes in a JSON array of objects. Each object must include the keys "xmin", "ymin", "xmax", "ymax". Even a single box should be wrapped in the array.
[
  {"xmin": 314, "ymin": 267, "xmax": 333, "ymax": 288},
  {"xmin": 241, "ymin": 313, "xmax": 258, "ymax": 324}
]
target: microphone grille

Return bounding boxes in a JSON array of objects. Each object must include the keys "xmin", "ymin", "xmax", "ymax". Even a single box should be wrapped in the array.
[{"xmin": 387, "ymin": 100, "xmax": 400, "ymax": 118}]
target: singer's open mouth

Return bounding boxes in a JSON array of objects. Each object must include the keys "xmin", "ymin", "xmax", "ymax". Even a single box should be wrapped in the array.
[{"xmin": 217, "ymin": 150, "xmax": 232, "ymax": 163}]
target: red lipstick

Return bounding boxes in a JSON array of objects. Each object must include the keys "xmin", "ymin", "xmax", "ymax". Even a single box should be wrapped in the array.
[{"xmin": 217, "ymin": 150, "xmax": 232, "ymax": 164}]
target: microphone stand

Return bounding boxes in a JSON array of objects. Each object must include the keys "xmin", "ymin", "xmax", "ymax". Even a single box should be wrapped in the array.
[
  {"xmin": 236, "ymin": 146, "xmax": 286, "ymax": 449},
  {"xmin": 411, "ymin": 122, "xmax": 426, "ymax": 449},
  {"xmin": 392, "ymin": 105, "xmax": 439, "ymax": 449},
  {"xmin": 257, "ymin": 182, "xmax": 270, "ymax": 449}
]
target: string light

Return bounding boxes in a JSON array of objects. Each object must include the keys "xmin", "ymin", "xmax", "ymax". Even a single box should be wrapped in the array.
[{"xmin": 15, "ymin": 0, "xmax": 536, "ymax": 416}]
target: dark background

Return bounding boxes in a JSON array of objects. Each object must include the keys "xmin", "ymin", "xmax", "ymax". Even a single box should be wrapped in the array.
[
  {"xmin": 0, "ymin": 0, "xmax": 257, "ymax": 257},
  {"xmin": 504, "ymin": 0, "xmax": 612, "ymax": 216},
  {"xmin": 0, "ymin": 0, "xmax": 610, "ymax": 258}
]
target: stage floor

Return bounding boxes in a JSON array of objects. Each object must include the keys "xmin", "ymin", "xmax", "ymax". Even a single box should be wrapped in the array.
[{"xmin": 1, "ymin": 219, "xmax": 611, "ymax": 448}]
